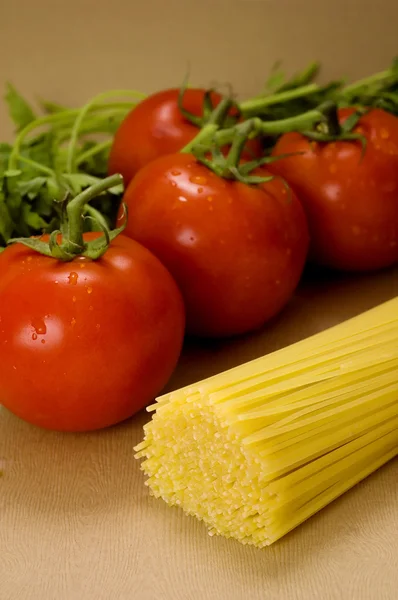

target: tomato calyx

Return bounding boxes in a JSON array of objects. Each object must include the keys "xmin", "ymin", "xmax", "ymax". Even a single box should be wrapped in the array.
[
  {"xmin": 300, "ymin": 102, "xmax": 369, "ymax": 154},
  {"xmin": 177, "ymin": 79, "xmax": 237, "ymax": 130},
  {"xmin": 189, "ymin": 120, "xmax": 298, "ymax": 186},
  {"xmin": 8, "ymin": 174, "xmax": 126, "ymax": 261},
  {"xmin": 180, "ymin": 100, "xmax": 371, "ymax": 185}
]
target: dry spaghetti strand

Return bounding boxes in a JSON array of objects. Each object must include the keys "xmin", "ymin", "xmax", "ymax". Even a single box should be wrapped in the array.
[{"xmin": 135, "ymin": 297, "xmax": 398, "ymax": 547}]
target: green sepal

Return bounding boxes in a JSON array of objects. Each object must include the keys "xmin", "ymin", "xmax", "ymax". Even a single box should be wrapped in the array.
[{"xmin": 7, "ymin": 236, "xmax": 54, "ymax": 257}]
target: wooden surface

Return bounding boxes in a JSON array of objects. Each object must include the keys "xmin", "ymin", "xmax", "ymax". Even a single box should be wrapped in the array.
[{"xmin": 1, "ymin": 266, "xmax": 397, "ymax": 600}]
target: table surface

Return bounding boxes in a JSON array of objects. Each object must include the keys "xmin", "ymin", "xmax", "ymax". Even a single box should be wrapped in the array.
[{"xmin": 1, "ymin": 266, "xmax": 397, "ymax": 600}]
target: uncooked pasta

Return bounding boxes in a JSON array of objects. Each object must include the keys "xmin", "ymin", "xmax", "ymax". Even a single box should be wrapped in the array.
[{"xmin": 135, "ymin": 297, "xmax": 398, "ymax": 547}]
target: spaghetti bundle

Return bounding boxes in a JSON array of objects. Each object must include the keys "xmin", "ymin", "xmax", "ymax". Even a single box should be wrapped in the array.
[{"xmin": 135, "ymin": 298, "xmax": 398, "ymax": 547}]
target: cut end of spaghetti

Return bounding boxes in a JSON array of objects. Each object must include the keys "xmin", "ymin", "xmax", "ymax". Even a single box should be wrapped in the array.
[{"xmin": 135, "ymin": 298, "xmax": 398, "ymax": 547}]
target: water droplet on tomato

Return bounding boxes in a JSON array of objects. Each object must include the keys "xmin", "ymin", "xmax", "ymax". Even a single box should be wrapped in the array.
[
  {"xmin": 207, "ymin": 196, "xmax": 213, "ymax": 202},
  {"xmin": 380, "ymin": 128, "xmax": 390, "ymax": 139},
  {"xmin": 96, "ymin": 324, "xmax": 101, "ymax": 330},
  {"xmin": 89, "ymin": 306, "xmax": 94, "ymax": 311},
  {"xmin": 87, "ymin": 286, "xmax": 93, "ymax": 294},
  {"xmin": 32, "ymin": 333, "xmax": 37, "ymax": 341},
  {"xmin": 27, "ymin": 256, "xmax": 32, "ymax": 262},
  {"xmin": 171, "ymin": 170, "xmax": 181, "ymax": 176},
  {"xmin": 170, "ymin": 181, "xmax": 177, "ymax": 187},
  {"xmin": 208, "ymin": 206, "xmax": 214, "ymax": 212},
  {"xmin": 178, "ymin": 196, "xmax": 188, "ymax": 203},
  {"xmin": 55, "ymin": 280, "xmax": 59, "ymax": 284},
  {"xmin": 79, "ymin": 263, "xmax": 86, "ymax": 269},
  {"xmin": 68, "ymin": 272, "xmax": 78, "ymax": 285},
  {"xmin": 197, "ymin": 187, "xmax": 204, "ymax": 193},
  {"xmin": 190, "ymin": 175, "xmax": 208, "ymax": 185},
  {"xmin": 71, "ymin": 317, "xmax": 77, "ymax": 326},
  {"xmin": 72, "ymin": 296, "xmax": 77, "ymax": 302},
  {"xmin": 31, "ymin": 318, "xmax": 47, "ymax": 335},
  {"xmin": 41, "ymin": 339, "xmax": 46, "ymax": 345}
]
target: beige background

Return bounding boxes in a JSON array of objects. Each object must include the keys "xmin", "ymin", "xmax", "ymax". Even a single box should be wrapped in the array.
[{"xmin": 1, "ymin": 1, "xmax": 398, "ymax": 599}]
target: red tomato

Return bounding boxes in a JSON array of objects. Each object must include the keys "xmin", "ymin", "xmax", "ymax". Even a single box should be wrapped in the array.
[
  {"xmin": 269, "ymin": 107, "xmax": 398, "ymax": 271},
  {"xmin": 108, "ymin": 88, "xmax": 263, "ymax": 186},
  {"xmin": 118, "ymin": 153, "xmax": 309, "ymax": 338},
  {"xmin": 0, "ymin": 233, "xmax": 185, "ymax": 432}
]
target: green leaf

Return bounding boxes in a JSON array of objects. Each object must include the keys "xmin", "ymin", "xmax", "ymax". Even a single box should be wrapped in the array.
[
  {"xmin": 62, "ymin": 173, "xmax": 101, "ymax": 194},
  {"xmin": 46, "ymin": 177, "xmax": 62, "ymax": 200},
  {"xmin": 39, "ymin": 99, "xmax": 68, "ymax": 114},
  {"xmin": 0, "ymin": 197, "xmax": 15, "ymax": 242},
  {"xmin": 5, "ymin": 171, "xmax": 23, "ymax": 220},
  {"xmin": 265, "ymin": 62, "xmax": 285, "ymax": 93},
  {"xmin": 7, "ymin": 236, "xmax": 53, "ymax": 257},
  {"xmin": 21, "ymin": 203, "xmax": 48, "ymax": 231},
  {"xmin": 5, "ymin": 83, "xmax": 37, "ymax": 131},
  {"xmin": 18, "ymin": 176, "xmax": 47, "ymax": 200},
  {"xmin": 4, "ymin": 169, "xmax": 22, "ymax": 177},
  {"xmin": 34, "ymin": 189, "xmax": 58, "ymax": 217},
  {"xmin": 0, "ymin": 143, "xmax": 12, "ymax": 158},
  {"xmin": 25, "ymin": 132, "xmax": 54, "ymax": 170},
  {"xmin": 0, "ymin": 144, "xmax": 12, "ymax": 178}
]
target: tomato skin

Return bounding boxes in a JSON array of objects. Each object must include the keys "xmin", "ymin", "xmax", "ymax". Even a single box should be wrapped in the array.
[
  {"xmin": 269, "ymin": 108, "xmax": 398, "ymax": 272},
  {"xmin": 0, "ymin": 233, "xmax": 185, "ymax": 432},
  {"xmin": 108, "ymin": 88, "xmax": 262, "ymax": 186},
  {"xmin": 119, "ymin": 153, "xmax": 309, "ymax": 338}
]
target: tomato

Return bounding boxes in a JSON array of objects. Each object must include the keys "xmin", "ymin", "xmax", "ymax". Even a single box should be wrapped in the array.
[
  {"xmin": 118, "ymin": 153, "xmax": 309, "ymax": 338},
  {"xmin": 269, "ymin": 107, "xmax": 398, "ymax": 271},
  {"xmin": 108, "ymin": 88, "xmax": 263, "ymax": 186},
  {"xmin": 0, "ymin": 233, "xmax": 185, "ymax": 432}
]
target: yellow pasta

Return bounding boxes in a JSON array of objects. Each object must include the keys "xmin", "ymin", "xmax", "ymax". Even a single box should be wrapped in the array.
[{"xmin": 135, "ymin": 297, "xmax": 398, "ymax": 547}]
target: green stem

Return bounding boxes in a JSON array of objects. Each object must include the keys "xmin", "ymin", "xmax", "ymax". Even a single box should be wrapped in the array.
[
  {"xmin": 8, "ymin": 95, "xmax": 145, "ymax": 171},
  {"xmin": 54, "ymin": 110, "xmax": 129, "ymax": 142},
  {"xmin": 15, "ymin": 155, "xmax": 56, "ymax": 177},
  {"xmin": 342, "ymin": 69, "xmax": 393, "ymax": 97},
  {"xmin": 76, "ymin": 140, "xmax": 113, "ymax": 166},
  {"xmin": 208, "ymin": 97, "xmax": 234, "ymax": 125},
  {"xmin": 225, "ymin": 121, "xmax": 255, "ymax": 169},
  {"xmin": 180, "ymin": 97, "xmax": 233, "ymax": 153},
  {"xmin": 64, "ymin": 174, "xmax": 123, "ymax": 253},
  {"xmin": 66, "ymin": 90, "xmax": 145, "ymax": 174},
  {"xmin": 8, "ymin": 111, "xmax": 79, "ymax": 170},
  {"xmin": 321, "ymin": 101, "xmax": 341, "ymax": 136},
  {"xmin": 278, "ymin": 61, "xmax": 320, "ymax": 91},
  {"xmin": 256, "ymin": 106, "xmax": 326, "ymax": 135},
  {"xmin": 84, "ymin": 204, "xmax": 110, "ymax": 231},
  {"xmin": 239, "ymin": 83, "xmax": 320, "ymax": 116},
  {"xmin": 214, "ymin": 107, "xmax": 326, "ymax": 147},
  {"xmin": 180, "ymin": 124, "xmax": 219, "ymax": 153}
]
